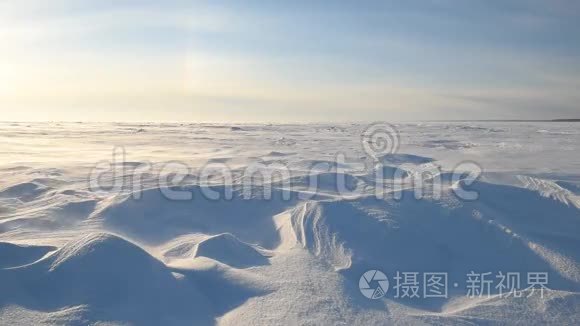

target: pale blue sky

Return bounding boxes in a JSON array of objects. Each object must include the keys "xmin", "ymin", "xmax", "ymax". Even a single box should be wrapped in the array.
[{"xmin": 1, "ymin": 0, "xmax": 579, "ymax": 121}]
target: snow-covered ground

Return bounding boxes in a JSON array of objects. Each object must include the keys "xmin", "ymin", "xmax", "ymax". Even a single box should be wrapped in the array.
[{"xmin": 0, "ymin": 121, "xmax": 579, "ymax": 325}]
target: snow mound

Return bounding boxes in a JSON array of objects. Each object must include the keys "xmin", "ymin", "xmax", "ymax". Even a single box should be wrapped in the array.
[
  {"xmin": 46, "ymin": 233, "xmax": 167, "ymax": 274},
  {"xmin": 290, "ymin": 180, "xmax": 580, "ymax": 307},
  {"xmin": 0, "ymin": 242, "xmax": 55, "ymax": 268},
  {"xmin": 193, "ymin": 233, "xmax": 269, "ymax": 268},
  {"xmin": 163, "ymin": 236, "xmax": 203, "ymax": 259},
  {"xmin": 377, "ymin": 153, "xmax": 434, "ymax": 165},
  {"xmin": 0, "ymin": 182, "xmax": 48, "ymax": 201},
  {"xmin": 0, "ymin": 199, "xmax": 98, "ymax": 232},
  {"xmin": 98, "ymin": 185, "xmax": 298, "ymax": 247},
  {"xmin": 0, "ymin": 232, "xmax": 214, "ymax": 325},
  {"xmin": 265, "ymin": 151, "xmax": 294, "ymax": 157},
  {"xmin": 422, "ymin": 289, "xmax": 580, "ymax": 324}
]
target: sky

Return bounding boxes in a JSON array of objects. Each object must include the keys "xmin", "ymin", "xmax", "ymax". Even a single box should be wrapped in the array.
[{"xmin": 0, "ymin": 0, "xmax": 579, "ymax": 122}]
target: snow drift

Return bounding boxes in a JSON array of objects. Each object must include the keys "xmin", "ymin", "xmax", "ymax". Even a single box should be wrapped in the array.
[{"xmin": 1, "ymin": 121, "xmax": 579, "ymax": 324}]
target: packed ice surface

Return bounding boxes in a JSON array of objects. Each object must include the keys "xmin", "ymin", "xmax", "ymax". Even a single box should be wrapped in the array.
[{"xmin": 0, "ymin": 121, "xmax": 579, "ymax": 325}]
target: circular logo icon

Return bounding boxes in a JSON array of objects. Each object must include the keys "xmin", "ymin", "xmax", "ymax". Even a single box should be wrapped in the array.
[
  {"xmin": 361, "ymin": 122, "xmax": 400, "ymax": 160},
  {"xmin": 359, "ymin": 269, "xmax": 389, "ymax": 299}
]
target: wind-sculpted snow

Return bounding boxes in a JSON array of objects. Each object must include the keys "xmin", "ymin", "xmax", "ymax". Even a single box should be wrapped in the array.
[
  {"xmin": 98, "ymin": 186, "xmax": 301, "ymax": 247},
  {"xmin": 0, "ymin": 182, "xmax": 49, "ymax": 202},
  {"xmin": 0, "ymin": 121, "xmax": 579, "ymax": 325},
  {"xmin": 192, "ymin": 233, "xmax": 270, "ymax": 268},
  {"xmin": 0, "ymin": 242, "xmax": 56, "ymax": 268},
  {"xmin": 0, "ymin": 232, "xmax": 267, "ymax": 325},
  {"xmin": 0, "ymin": 233, "xmax": 215, "ymax": 324},
  {"xmin": 161, "ymin": 232, "xmax": 270, "ymax": 269},
  {"xmin": 290, "ymin": 181, "xmax": 580, "ymax": 292}
]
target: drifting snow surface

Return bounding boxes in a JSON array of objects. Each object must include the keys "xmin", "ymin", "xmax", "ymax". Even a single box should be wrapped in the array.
[{"xmin": 0, "ymin": 121, "xmax": 579, "ymax": 325}]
